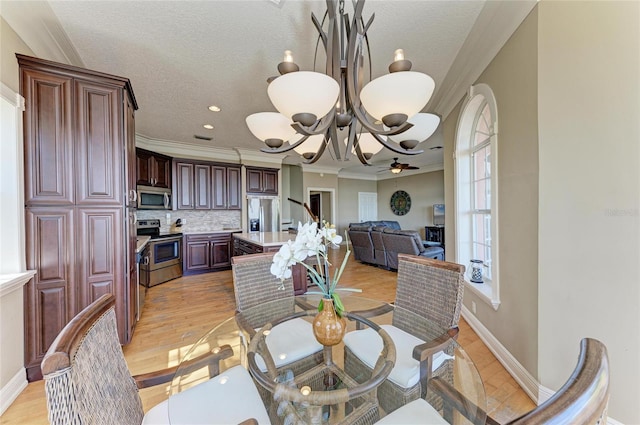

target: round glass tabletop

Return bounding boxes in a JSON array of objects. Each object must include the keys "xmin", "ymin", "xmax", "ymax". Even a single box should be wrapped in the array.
[{"xmin": 169, "ymin": 295, "xmax": 486, "ymax": 424}]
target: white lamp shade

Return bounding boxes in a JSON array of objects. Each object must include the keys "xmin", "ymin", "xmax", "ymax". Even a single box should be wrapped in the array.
[
  {"xmin": 344, "ymin": 133, "xmax": 384, "ymax": 155},
  {"xmin": 360, "ymin": 71, "xmax": 435, "ymax": 122},
  {"xmin": 292, "ymin": 134, "xmax": 324, "ymax": 155},
  {"xmin": 268, "ymin": 71, "xmax": 340, "ymax": 121},
  {"xmin": 388, "ymin": 113, "xmax": 440, "ymax": 143},
  {"xmin": 246, "ymin": 112, "xmax": 296, "ymax": 142}
]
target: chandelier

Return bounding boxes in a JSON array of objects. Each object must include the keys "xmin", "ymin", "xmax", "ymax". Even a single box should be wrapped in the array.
[{"xmin": 246, "ymin": 0, "xmax": 440, "ymax": 165}]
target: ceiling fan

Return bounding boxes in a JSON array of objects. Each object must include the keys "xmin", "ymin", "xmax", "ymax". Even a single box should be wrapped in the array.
[{"xmin": 383, "ymin": 158, "xmax": 420, "ymax": 174}]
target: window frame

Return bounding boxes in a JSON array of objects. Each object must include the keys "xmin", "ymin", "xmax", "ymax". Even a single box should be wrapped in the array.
[{"xmin": 454, "ymin": 84, "xmax": 500, "ymax": 309}]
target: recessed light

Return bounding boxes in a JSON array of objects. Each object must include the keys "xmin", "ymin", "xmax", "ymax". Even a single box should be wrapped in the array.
[
  {"xmin": 208, "ymin": 105, "xmax": 221, "ymax": 112},
  {"xmin": 203, "ymin": 124, "xmax": 214, "ymax": 130}
]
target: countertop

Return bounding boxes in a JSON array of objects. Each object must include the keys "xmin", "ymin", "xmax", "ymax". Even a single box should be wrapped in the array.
[
  {"xmin": 135, "ymin": 236, "xmax": 151, "ymax": 253},
  {"xmin": 233, "ymin": 232, "xmax": 295, "ymax": 247}
]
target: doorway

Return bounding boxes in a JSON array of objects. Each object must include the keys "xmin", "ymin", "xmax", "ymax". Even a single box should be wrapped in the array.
[{"xmin": 307, "ymin": 187, "xmax": 335, "ymax": 226}]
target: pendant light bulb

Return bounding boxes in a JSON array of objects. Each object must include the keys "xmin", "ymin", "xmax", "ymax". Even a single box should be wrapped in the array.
[
  {"xmin": 283, "ymin": 50, "xmax": 294, "ymax": 63},
  {"xmin": 394, "ymin": 49, "xmax": 405, "ymax": 62}
]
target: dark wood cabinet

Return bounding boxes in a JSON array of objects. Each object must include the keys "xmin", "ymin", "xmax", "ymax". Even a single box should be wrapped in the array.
[
  {"xmin": 184, "ymin": 233, "xmax": 233, "ymax": 274},
  {"xmin": 226, "ymin": 167, "xmax": 242, "ymax": 209},
  {"xmin": 19, "ymin": 54, "xmax": 138, "ymax": 381},
  {"xmin": 195, "ymin": 164, "xmax": 212, "ymax": 209},
  {"xmin": 136, "ymin": 148, "xmax": 171, "ymax": 189},
  {"xmin": 174, "ymin": 162, "xmax": 195, "ymax": 210},
  {"xmin": 174, "ymin": 160, "xmax": 240, "ymax": 211},
  {"xmin": 246, "ymin": 167, "xmax": 278, "ymax": 195},
  {"xmin": 22, "ymin": 68, "xmax": 74, "ymax": 205}
]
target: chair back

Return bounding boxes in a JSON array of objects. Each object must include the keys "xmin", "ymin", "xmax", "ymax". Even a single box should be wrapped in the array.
[
  {"xmin": 506, "ymin": 338, "xmax": 609, "ymax": 425},
  {"xmin": 232, "ymin": 252, "xmax": 296, "ymax": 328},
  {"xmin": 393, "ymin": 254, "xmax": 465, "ymax": 338},
  {"xmin": 42, "ymin": 294, "xmax": 144, "ymax": 425}
]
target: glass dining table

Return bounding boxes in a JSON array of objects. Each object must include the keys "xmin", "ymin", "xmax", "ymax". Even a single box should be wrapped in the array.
[{"xmin": 169, "ymin": 295, "xmax": 487, "ymax": 424}]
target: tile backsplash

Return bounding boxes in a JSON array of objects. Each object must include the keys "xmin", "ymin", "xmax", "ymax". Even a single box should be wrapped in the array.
[{"xmin": 137, "ymin": 209, "xmax": 241, "ymax": 233}]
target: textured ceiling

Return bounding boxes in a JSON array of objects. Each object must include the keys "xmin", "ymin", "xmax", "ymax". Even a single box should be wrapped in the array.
[{"xmin": 11, "ymin": 1, "xmax": 495, "ymax": 175}]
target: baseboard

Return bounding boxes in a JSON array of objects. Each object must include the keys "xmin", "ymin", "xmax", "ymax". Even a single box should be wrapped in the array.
[
  {"xmin": 461, "ymin": 306, "xmax": 540, "ymax": 403},
  {"xmin": 462, "ymin": 307, "xmax": 622, "ymax": 425},
  {"xmin": 0, "ymin": 368, "xmax": 27, "ymax": 415}
]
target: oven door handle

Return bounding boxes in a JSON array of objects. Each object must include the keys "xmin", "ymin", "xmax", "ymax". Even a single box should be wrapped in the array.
[{"xmin": 164, "ymin": 192, "xmax": 170, "ymax": 209}]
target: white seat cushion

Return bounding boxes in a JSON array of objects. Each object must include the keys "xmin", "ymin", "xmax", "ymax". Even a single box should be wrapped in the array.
[
  {"xmin": 254, "ymin": 317, "xmax": 323, "ymax": 372},
  {"xmin": 375, "ymin": 399, "xmax": 448, "ymax": 424},
  {"xmin": 343, "ymin": 324, "xmax": 453, "ymax": 389},
  {"xmin": 142, "ymin": 365, "xmax": 271, "ymax": 424}
]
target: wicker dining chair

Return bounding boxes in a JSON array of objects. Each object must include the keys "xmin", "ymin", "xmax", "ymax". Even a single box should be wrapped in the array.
[
  {"xmin": 382, "ymin": 338, "xmax": 610, "ymax": 425},
  {"xmin": 42, "ymin": 294, "xmax": 270, "ymax": 425},
  {"xmin": 343, "ymin": 253, "xmax": 465, "ymax": 415},
  {"xmin": 232, "ymin": 252, "xmax": 323, "ymax": 375}
]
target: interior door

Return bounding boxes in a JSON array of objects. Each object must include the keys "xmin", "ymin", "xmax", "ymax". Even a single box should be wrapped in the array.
[{"xmin": 358, "ymin": 192, "xmax": 378, "ymax": 222}]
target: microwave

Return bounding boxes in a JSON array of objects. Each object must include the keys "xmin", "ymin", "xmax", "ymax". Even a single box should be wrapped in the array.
[{"xmin": 137, "ymin": 186, "xmax": 171, "ymax": 210}]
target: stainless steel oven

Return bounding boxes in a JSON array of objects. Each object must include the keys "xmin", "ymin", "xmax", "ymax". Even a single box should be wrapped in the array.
[{"xmin": 138, "ymin": 219, "xmax": 183, "ymax": 287}]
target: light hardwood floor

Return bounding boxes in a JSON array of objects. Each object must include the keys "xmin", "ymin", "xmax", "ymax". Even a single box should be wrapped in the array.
[{"xmin": 0, "ymin": 248, "xmax": 535, "ymax": 424}]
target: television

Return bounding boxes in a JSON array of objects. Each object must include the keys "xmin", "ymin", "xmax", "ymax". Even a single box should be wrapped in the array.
[{"xmin": 433, "ymin": 204, "xmax": 445, "ymax": 226}]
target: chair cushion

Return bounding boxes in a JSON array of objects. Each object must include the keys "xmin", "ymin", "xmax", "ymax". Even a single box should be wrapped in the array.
[
  {"xmin": 254, "ymin": 317, "xmax": 323, "ymax": 372},
  {"xmin": 375, "ymin": 398, "xmax": 448, "ymax": 424},
  {"xmin": 142, "ymin": 365, "xmax": 270, "ymax": 424},
  {"xmin": 343, "ymin": 325, "xmax": 453, "ymax": 389}
]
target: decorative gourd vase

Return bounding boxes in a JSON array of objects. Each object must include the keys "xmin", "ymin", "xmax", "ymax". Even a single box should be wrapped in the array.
[{"xmin": 312, "ymin": 297, "xmax": 346, "ymax": 346}]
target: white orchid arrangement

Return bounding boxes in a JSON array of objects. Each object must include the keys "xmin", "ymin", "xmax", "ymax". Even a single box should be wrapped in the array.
[{"xmin": 270, "ymin": 220, "xmax": 360, "ymax": 316}]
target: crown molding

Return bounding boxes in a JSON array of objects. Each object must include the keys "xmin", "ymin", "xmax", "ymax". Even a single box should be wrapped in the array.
[
  {"xmin": 431, "ymin": 0, "xmax": 537, "ymax": 121},
  {"xmin": 234, "ymin": 148, "xmax": 287, "ymax": 166},
  {"xmin": 136, "ymin": 134, "xmax": 240, "ymax": 163},
  {"xmin": 1, "ymin": 1, "xmax": 84, "ymax": 67},
  {"xmin": 0, "ymin": 83, "xmax": 24, "ymax": 110},
  {"xmin": 376, "ymin": 162, "xmax": 444, "ymax": 181}
]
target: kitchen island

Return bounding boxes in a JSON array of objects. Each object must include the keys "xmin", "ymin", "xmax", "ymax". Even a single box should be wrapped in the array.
[{"xmin": 232, "ymin": 232, "xmax": 307, "ymax": 295}]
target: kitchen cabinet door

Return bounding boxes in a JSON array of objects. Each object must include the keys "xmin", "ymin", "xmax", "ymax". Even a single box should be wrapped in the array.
[
  {"xmin": 246, "ymin": 168, "xmax": 263, "ymax": 193},
  {"xmin": 211, "ymin": 238, "xmax": 231, "ymax": 269},
  {"xmin": 212, "ymin": 166, "xmax": 227, "ymax": 209},
  {"xmin": 185, "ymin": 239, "xmax": 211, "ymax": 272},
  {"xmin": 262, "ymin": 169, "xmax": 278, "ymax": 194},
  {"xmin": 22, "ymin": 69, "xmax": 74, "ymax": 206},
  {"xmin": 226, "ymin": 167, "xmax": 242, "ymax": 209},
  {"xmin": 76, "ymin": 207, "xmax": 126, "ymax": 341},
  {"xmin": 175, "ymin": 162, "xmax": 195, "ymax": 210},
  {"xmin": 124, "ymin": 94, "xmax": 137, "ymax": 208},
  {"xmin": 24, "ymin": 207, "xmax": 76, "ymax": 381},
  {"xmin": 75, "ymin": 80, "xmax": 123, "ymax": 206},
  {"xmin": 153, "ymin": 155, "xmax": 171, "ymax": 188},
  {"xmin": 195, "ymin": 164, "xmax": 212, "ymax": 209}
]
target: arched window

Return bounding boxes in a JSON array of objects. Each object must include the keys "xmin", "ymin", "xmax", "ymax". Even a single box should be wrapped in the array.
[{"xmin": 455, "ymin": 84, "xmax": 500, "ymax": 309}]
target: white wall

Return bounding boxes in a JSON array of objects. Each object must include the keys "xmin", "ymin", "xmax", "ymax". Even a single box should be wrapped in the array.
[
  {"xmin": 537, "ymin": 2, "xmax": 639, "ymax": 423},
  {"xmin": 0, "ymin": 19, "xmax": 36, "ymax": 413}
]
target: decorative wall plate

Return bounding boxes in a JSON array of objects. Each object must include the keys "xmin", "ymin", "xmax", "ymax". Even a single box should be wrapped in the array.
[{"xmin": 390, "ymin": 190, "xmax": 411, "ymax": 216}]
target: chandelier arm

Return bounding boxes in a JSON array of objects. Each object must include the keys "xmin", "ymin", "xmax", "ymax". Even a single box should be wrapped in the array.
[
  {"xmin": 369, "ymin": 132, "xmax": 425, "ymax": 155},
  {"xmin": 259, "ymin": 134, "xmax": 310, "ymax": 154},
  {"xmin": 327, "ymin": 122, "xmax": 343, "ymax": 161},
  {"xmin": 290, "ymin": 111, "xmax": 335, "ymax": 136},
  {"xmin": 302, "ymin": 135, "xmax": 329, "ymax": 164},
  {"xmin": 311, "ymin": 13, "xmax": 328, "ymax": 49},
  {"xmin": 343, "ymin": 118, "xmax": 357, "ymax": 160}
]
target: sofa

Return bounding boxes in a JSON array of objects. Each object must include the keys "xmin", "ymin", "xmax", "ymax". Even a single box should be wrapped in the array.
[{"xmin": 348, "ymin": 222, "xmax": 444, "ymax": 269}]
